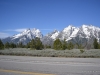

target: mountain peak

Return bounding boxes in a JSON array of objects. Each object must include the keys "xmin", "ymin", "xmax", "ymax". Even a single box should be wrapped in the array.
[
  {"xmin": 65, "ymin": 25, "xmax": 74, "ymax": 29},
  {"xmin": 63, "ymin": 25, "xmax": 76, "ymax": 32},
  {"xmin": 82, "ymin": 24, "xmax": 95, "ymax": 28},
  {"xmin": 9, "ymin": 28, "xmax": 43, "ymax": 44},
  {"xmin": 53, "ymin": 29, "xmax": 59, "ymax": 32},
  {"xmin": 2, "ymin": 25, "xmax": 100, "ymax": 45},
  {"xmin": 68, "ymin": 25, "xmax": 73, "ymax": 27},
  {"xmin": 32, "ymin": 28, "xmax": 40, "ymax": 33},
  {"xmin": 45, "ymin": 29, "xmax": 60, "ymax": 40},
  {"xmin": 22, "ymin": 28, "xmax": 31, "ymax": 33}
]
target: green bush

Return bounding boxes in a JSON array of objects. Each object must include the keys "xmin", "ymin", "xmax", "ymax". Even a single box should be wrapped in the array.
[{"xmin": 80, "ymin": 49, "xmax": 84, "ymax": 53}]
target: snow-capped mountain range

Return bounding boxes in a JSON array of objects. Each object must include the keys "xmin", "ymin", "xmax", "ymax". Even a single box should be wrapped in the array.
[
  {"xmin": 2, "ymin": 28, "xmax": 43, "ymax": 44},
  {"xmin": 59, "ymin": 25, "xmax": 100, "ymax": 41},
  {"xmin": 12, "ymin": 28, "xmax": 43, "ymax": 40},
  {"xmin": 2, "ymin": 25, "xmax": 100, "ymax": 44},
  {"xmin": 45, "ymin": 25, "xmax": 100, "ymax": 42}
]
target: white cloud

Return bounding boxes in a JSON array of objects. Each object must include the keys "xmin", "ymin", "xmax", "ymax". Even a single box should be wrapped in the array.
[
  {"xmin": 15, "ymin": 29, "xmax": 27, "ymax": 32},
  {"xmin": 5, "ymin": 28, "xmax": 56, "ymax": 32},
  {"xmin": 0, "ymin": 28, "xmax": 27, "ymax": 38},
  {"xmin": 5, "ymin": 28, "xmax": 27, "ymax": 32},
  {"xmin": 0, "ymin": 32, "xmax": 10, "ymax": 38}
]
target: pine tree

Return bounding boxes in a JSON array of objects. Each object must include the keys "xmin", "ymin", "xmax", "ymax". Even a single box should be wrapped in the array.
[
  {"xmin": 26, "ymin": 42, "xmax": 31, "ymax": 48},
  {"xmin": 34, "ymin": 37, "xmax": 43, "ymax": 50},
  {"xmin": 0, "ymin": 39, "xmax": 4, "ymax": 50},
  {"xmin": 18, "ymin": 42, "xmax": 23, "ymax": 48},
  {"xmin": 46, "ymin": 45, "xmax": 51, "ymax": 48},
  {"xmin": 53, "ymin": 39, "xmax": 62, "ymax": 50},
  {"xmin": 93, "ymin": 38, "xmax": 99, "ymax": 49},
  {"xmin": 62, "ymin": 39, "xmax": 67, "ymax": 50},
  {"xmin": 30, "ymin": 37, "xmax": 43, "ymax": 50},
  {"xmin": 5, "ymin": 42, "xmax": 10, "ymax": 49},
  {"xmin": 98, "ymin": 43, "xmax": 100, "ymax": 49},
  {"xmin": 30, "ymin": 39, "xmax": 35, "ymax": 49},
  {"xmin": 67, "ymin": 42, "xmax": 74, "ymax": 50},
  {"xmin": 10, "ymin": 42, "xmax": 16, "ymax": 48}
]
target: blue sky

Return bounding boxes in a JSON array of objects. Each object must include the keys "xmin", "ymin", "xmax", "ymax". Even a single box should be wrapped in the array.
[{"xmin": 0, "ymin": 0, "xmax": 100, "ymax": 38}]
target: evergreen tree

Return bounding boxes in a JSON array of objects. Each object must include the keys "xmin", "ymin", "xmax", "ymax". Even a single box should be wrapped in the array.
[
  {"xmin": 53, "ymin": 39, "xmax": 62, "ymax": 50},
  {"xmin": 78, "ymin": 44, "xmax": 83, "ymax": 49},
  {"xmin": 46, "ymin": 45, "xmax": 51, "ymax": 48},
  {"xmin": 18, "ymin": 42, "xmax": 23, "ymax": 48},
  {"xmin": 34, "ymin": 37, "xmax": 43, "ymax": 50},
  {"xmin": 5, "ymin": 42, "xmax": 10, "ymax": 49},
  {"xmin": 0, "ymin": 39, "xmax": 4, "ymax": 50},
  {"xmin": 67, "ymin": 42, "xmax": 74, "ymax": 50},
  {"xmin": 26, "ymin": 42, "xmax": 31, "ymax": 48},
  {"xmin": 98, "ymin": 43, "xmax": 100, "ymax": 49},
  {"xmin": 62, "ymin": 39, "xmax": 67, "ymax": 50},
  {"xmin": 30, "ymin": 37, "xmax": 43, "ymax": 50},
  {"xmin": 10, "ymin": 42, "xmax": 16, "ymax": 48},
  {"xmin": 93, "ymin": 38, "xmax": 99, "ymax": 49},
  {"xmin": 30, "ymin": 39, "xmax": 35, "ymax": 49}
]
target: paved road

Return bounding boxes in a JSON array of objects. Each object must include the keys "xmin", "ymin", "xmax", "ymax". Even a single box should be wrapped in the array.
[{"xmin": 0, "ymin": 55, "xmax": 100, "ymax": 75}]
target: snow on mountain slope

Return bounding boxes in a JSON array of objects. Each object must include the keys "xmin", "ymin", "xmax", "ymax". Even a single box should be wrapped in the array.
[
  {"xmin": 49, "ymin": 25, "xmax": 100, "ymax": 42},
  {"xmin": 2, "ymin": 28, "xmax": 43, "ymax": 44},
  {"xmin": 41, "ymin": 30, "xmax": 59, "ymax": 46},
  {"xmin": 50, "ymin": 30, "xmax": 60, "ymax": 40},
  {"xmin": 57, "ymin": 25, "xmax": 79, "ymax": 41},
  {"xmin": 12, "ymin": 29, "xmax": 32, "ymax": 40},
  {"xmin": 80, "ymin": 25, "xmax": 100, "ymax": 42},
  {"xmin": 12, "ymin": 28, "xmax": 43, "ymax": 40},
  {"xmin": 2, "ymin": 25, "xmax": 100, "ymax": 45},
  {"xmin": 46, "ymin": 30, "xmax": 60, "ymax": 40},
  {"xmin": 31, "ymin": 28, "xmax": 43, "ymax": 38}
]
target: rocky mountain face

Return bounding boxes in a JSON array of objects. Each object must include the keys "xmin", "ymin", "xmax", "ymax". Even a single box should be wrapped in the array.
[
  {"xmin": 41, "ymin": 30, "xmax": 59, "ymax": 46},
  {"xmin": 47, "ymin": 25, "xmax": 100, "ymax": 42},
  {"xmin": 42, "ymin": 25, "xmax": 100, "ymax": 47},
  {"xmin": 2, "ymin": 25, "xmax": 100, "ymax": 45},
  {"xmin": 2, "ymin": 28, "xmax": 43, "ymax": 44},
  {"xmin": 57, "ymin": 25, "xmax": 79, "ymax": 41}
]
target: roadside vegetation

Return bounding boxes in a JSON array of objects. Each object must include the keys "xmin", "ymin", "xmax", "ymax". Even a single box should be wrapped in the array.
[
  {"xmin": 0, "ymin": 48, "xmax": 100, "ymax": 58},
  {"xmin": 0, "ymin": 38, "xmax": 100, "ymax": 58}
]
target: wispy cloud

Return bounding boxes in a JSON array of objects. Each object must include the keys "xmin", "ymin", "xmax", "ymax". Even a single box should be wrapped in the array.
[
  {"xmin": 15, "ymin": 29, "xmax": 27, "ymax": 32},
  {"xmin": 0, "ymin": 32, "xmax": 10, "ymax": 38},
  {"xmin": 5, "ymin": 28, "xmax": 27, "ymax": 32},
  {"xmin": 5, "ymin": 28, "xmax": 55, "ymax": 32}
]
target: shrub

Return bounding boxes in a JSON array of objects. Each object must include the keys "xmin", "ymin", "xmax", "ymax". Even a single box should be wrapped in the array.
[{"xmin": 80, "ymin": 49, "xmax": 84, "ymax": 53}]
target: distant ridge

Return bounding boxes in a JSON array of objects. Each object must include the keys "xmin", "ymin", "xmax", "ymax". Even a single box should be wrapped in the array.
[{"xmin": 2, "ymin": 25, "xmax": 100, "ymax": 45}]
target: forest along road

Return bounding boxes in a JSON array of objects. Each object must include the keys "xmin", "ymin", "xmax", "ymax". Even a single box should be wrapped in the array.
[{"xmin": 0, "ymin": 55, "xmax": 100, "ymax": 75}]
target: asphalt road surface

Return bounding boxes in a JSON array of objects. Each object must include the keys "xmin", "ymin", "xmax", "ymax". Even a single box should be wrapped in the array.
[{"xmin": 0, "ymin": 55, "xmax": 100, "ymax": 75}]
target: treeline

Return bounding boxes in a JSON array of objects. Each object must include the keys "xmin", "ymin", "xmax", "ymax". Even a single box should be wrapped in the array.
[
  {"xmin": 53, "ymin": 39, "xmax": 74, "ymax": 50},
  {"xmin": 0, "ymin": 38, "xmax": 75, "ymax": 50},
  {"xmin": 0, "ymin": 38, "xmax": 100, "ymax": 50},
  {"xmin": 93, "ymin": 38, "xmax": 100, "ymax": 49},
  {"xmin": 0, "ymin": 37, "xmax": 43, "ymax": 50}
]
